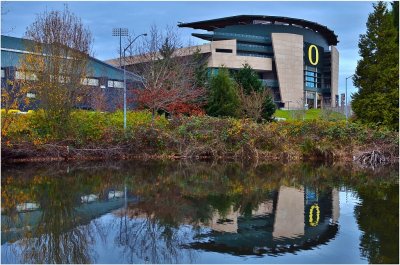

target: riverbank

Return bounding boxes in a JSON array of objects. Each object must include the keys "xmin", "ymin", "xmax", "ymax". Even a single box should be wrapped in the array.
[{"xmin": 2, "ymin": 110, "xmax": 398, "ymax": 165}]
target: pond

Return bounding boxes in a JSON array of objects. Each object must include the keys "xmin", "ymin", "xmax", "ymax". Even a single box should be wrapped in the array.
[{"xmin": 1, "ymin": 161, "xmax": 398, "ymax": 264}]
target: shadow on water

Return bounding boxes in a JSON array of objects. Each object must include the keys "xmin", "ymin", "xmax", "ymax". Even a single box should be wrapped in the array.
[{"xmin": 1, "ymin": 160, "xmax": 398, "ymax": 264}]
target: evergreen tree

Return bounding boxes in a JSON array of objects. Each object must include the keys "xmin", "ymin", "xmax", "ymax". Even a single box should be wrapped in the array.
[
  {"xmin": 207, "ymin": 68, "xmax": 239, "ymax": 117},
  {"xmin": 391, "ymin": 1, "xmax": 399, "ymax": 35},
  {"xmin": 193, "ymin": 48, "xmax": 208, "ymax": 89},
  {"xmin": 234, "ymin": 63, "xmax": 276, "ymax": 121},
  {"xmin": 352, "ymin": 2, "xmax": 399, "ymax": 130},
  {"xmin": 159, "ymin": 37, "xmax": 175, "ymax": 59},
  {"xmin": 234, "ymin": 63, "xmax": 263, "ymax": 93},
  {"xmin": 262, "ymin": 94, "xmax": 276, "ymax": 121}
]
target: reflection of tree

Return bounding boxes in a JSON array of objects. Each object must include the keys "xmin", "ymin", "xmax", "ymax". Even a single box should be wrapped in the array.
[
  {"xmin": 354, "ymin": 184, "xmax": 399, "ymax": 264},
  {"xmin": 112, "ymin": 209, "xmax": 197, "ymax": 264},
  {"xmin": 2, "ymin": 171, "xmax": 115, "ymax": 264},
  {"xmin": 15, "ymin": 176, "xmax": 95, "ymax": 264}
]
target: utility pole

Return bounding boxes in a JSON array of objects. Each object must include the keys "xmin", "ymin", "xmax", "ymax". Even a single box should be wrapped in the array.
[{"xmin": 345, "ymin": 74, "xmax": 354, "ymax": 121}]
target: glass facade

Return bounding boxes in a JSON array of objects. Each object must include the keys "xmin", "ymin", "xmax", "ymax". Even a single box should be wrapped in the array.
[{"xmin": 304, "ymin": 66, "xmax": 322, "ymax": 89}]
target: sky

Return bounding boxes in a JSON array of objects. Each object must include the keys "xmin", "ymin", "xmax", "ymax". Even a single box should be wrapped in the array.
[{"xmin": 1, "ymin": 1, "xmax": 376, "ymax": 98}]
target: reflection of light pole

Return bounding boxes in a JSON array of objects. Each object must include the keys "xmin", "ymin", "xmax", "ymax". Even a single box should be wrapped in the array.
[
  {"xmin": 345, "ymin": 74, "xmax": 354, "ymax": 121},
  {"xmin": 122, "ymin": 33, "xmax": 147, "ymax": 130},
  {"xmin": 285, "ymin": 100, "xmax": 292, "ymax": 111}
]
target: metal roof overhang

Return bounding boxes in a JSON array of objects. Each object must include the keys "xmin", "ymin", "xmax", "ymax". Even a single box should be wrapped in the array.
[{"xmin": 178, "ymin": 15, "xmax": 339, "ymax": 46}]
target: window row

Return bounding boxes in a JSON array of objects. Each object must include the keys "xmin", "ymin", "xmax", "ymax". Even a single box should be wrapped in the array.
[
  {"xmin": 216, "ymin": 32, "xmax": 270, "ymax": 41},
  {"xmin": 8, "ymin": 71, "xmax": 124, "ymax": 88},
  {"xmin": 305, "ymin": 81, "xmax": 322, "ymax": 88},
  {"xmin": 237, "ymin": 52, "xmax": 272, "ymax": 58},
  {"xmin": 237, "ymin": 42, "xmax": 273, "ymax": 50},
  {"xmin": 108, "ymin": 80, "xmax": 124, "ymax": 88}
]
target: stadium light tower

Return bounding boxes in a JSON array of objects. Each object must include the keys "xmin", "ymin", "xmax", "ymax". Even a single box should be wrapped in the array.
[{"xmin": 112, "ymin": 28, "xmax": 129, "ymax": 68}]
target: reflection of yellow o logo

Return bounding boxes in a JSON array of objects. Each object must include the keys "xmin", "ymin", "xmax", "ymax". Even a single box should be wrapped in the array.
[
  {"xmin": 309, "ymin": 204, "xmax": 320, "ymax": 227},
  {"xmin": 308, "ymin": 45, "xmax": 319, "ymax": 66}
]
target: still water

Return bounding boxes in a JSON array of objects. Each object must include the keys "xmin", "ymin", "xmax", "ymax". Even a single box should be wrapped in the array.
[{"xmin": 1, "ymin": 161, "xmax": 398, "ymax": 264}]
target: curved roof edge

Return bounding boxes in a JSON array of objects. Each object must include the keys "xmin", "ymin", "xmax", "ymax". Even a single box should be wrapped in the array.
[{"xmin": 178, "ymin": 15, "xmax": 338, "ymax": 45}]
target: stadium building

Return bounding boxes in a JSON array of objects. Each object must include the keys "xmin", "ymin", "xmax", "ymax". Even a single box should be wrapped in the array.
[
  {"xmin": 111, "ymin": 15, "xmax": 339, "ymax": 109},
  {"xmin": 180, "ymin": 15, "xmax": 340, "ymax": 109}
]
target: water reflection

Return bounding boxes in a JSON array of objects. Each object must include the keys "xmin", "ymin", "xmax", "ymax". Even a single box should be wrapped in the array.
[
  {"xmin": 1, "ymin": 161, "xmax": 398, "ymax": 264},
  {"xmin": 188, "ymin": 186, "xmax": 340, "ymax": 256}
]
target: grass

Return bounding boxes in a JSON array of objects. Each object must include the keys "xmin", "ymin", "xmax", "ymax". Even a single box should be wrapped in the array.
[{"xmin": 274, "ymin": 109, "xmax": 346, "ymax": 121}]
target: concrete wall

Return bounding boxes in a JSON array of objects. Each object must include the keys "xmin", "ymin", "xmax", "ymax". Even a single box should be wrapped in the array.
[
  {"xmin": 330, "ymin": 46, "xmax": 339, "ymax": 107},
  {"xmin": 252, "ymin": 200, "xmax": 274, "ymax": 216},
  {"xmin": 207, "ymin": 39, "xmax": 273, "ymax": 71},
  {"xmin": 273, "ymin": 186, "xmax": 305, "ymax": 239},
  {"xmin": 272, "ymin": 33, "xmax": 304, "ymax": 109},
  {"xmin": 332, "ymin": 188, "xmax": 340, "ymax": 223}
]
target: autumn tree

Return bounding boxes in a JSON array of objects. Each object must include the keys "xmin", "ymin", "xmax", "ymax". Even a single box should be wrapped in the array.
[
  {"xmin": 352, "ymin": 2, "xmax": 399, "ymax": 131},
  {"xmin": 126, "ymin": 25, "xmax": 206, "ymax": 119},
  {"xmin": 1, "ymin": 69, "xmax": 32, "ymax": 136},
  {"xmin": 20, "ymin": 6, "xmax": 93, "ymax": 137},
  {"xmin": 237, "ymin": 85, "xmax": 269, "ymax": 121}
]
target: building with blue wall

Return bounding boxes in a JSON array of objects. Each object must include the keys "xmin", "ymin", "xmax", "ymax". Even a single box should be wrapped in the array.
[{"xmin": 1, "ymin": 35, "xmax": 141, "ymax": 111}]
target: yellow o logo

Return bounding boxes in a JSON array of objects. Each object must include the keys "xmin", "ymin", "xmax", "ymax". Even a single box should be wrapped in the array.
[
  {"xmin": 308, "ymin": 45, "xmax": 319, "ymax": 66},
  {"xmin": 309, "ymin": 204, "xmax": 320, "ymax": 227}
]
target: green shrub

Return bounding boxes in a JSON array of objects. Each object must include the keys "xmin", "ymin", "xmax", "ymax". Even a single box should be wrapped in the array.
[{"xmin": 70, "ymin": 111, "xmax": 107, "ymax": 143}]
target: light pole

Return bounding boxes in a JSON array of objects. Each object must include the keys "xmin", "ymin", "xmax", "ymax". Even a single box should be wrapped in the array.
[
  {"xmin": 345, "ymin": 74, "xmax": 354, "ymax": 121},
  {"xmin": 123, "ymin": 33, "xmax": 147, "ymax": 130}
]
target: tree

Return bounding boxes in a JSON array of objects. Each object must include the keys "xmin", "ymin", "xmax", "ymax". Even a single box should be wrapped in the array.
[
  {"xmin": 206, "ymin": 68, "xmax": 240, "ymax": 117},
  {"xmin": 193, "ymin": 47, "xmax": 208, "ymax": 90},
  {"xmin": 352, "ymin": 2, "xmax": 399, "ymax": 131},
  {"xmin": 391, "ymin": 1, "xmax": 399, "ymax": 41},
  {"xmin": 234, "ymin": 63, "xmax": 263, "ymax": 94},
  {"xmin": 237, "ymin": 85, "xmax": 268, "ymax": 121},
  {"xmin": 1, "ymin": 75, "xmax": 31, "ymax": 137},
  {"xmin": 234, "ymin": 63, "xmax": 276, "ymax": 121},
  {"xmin": 20, "ymin": 6, "xmax": 93, "ymax": 137},
  {"xmin": 261, "ymin": 91, "xmax": 276, "ymax": 121},
  {"xmin": 127, "ymin": 25, "xmax": 206, "ymax": 119}
]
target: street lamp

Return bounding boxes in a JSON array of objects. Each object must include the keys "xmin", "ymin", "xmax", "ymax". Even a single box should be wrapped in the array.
[
  {"xmin": 345, "ymin": 74, "xmax": 354, "ymax": 121},
  {"xmin": 122, "ymin": 33, "xmax": 147, "ymax": 130}
]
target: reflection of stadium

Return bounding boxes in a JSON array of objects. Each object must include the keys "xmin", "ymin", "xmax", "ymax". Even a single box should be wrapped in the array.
[
  {"xmin": 190, "ymin": 186, "xmax": 340, "ymax": 256},
  {"xmin": 2, "ymin": 185, "xmax": 340, "ymax": 257}
]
